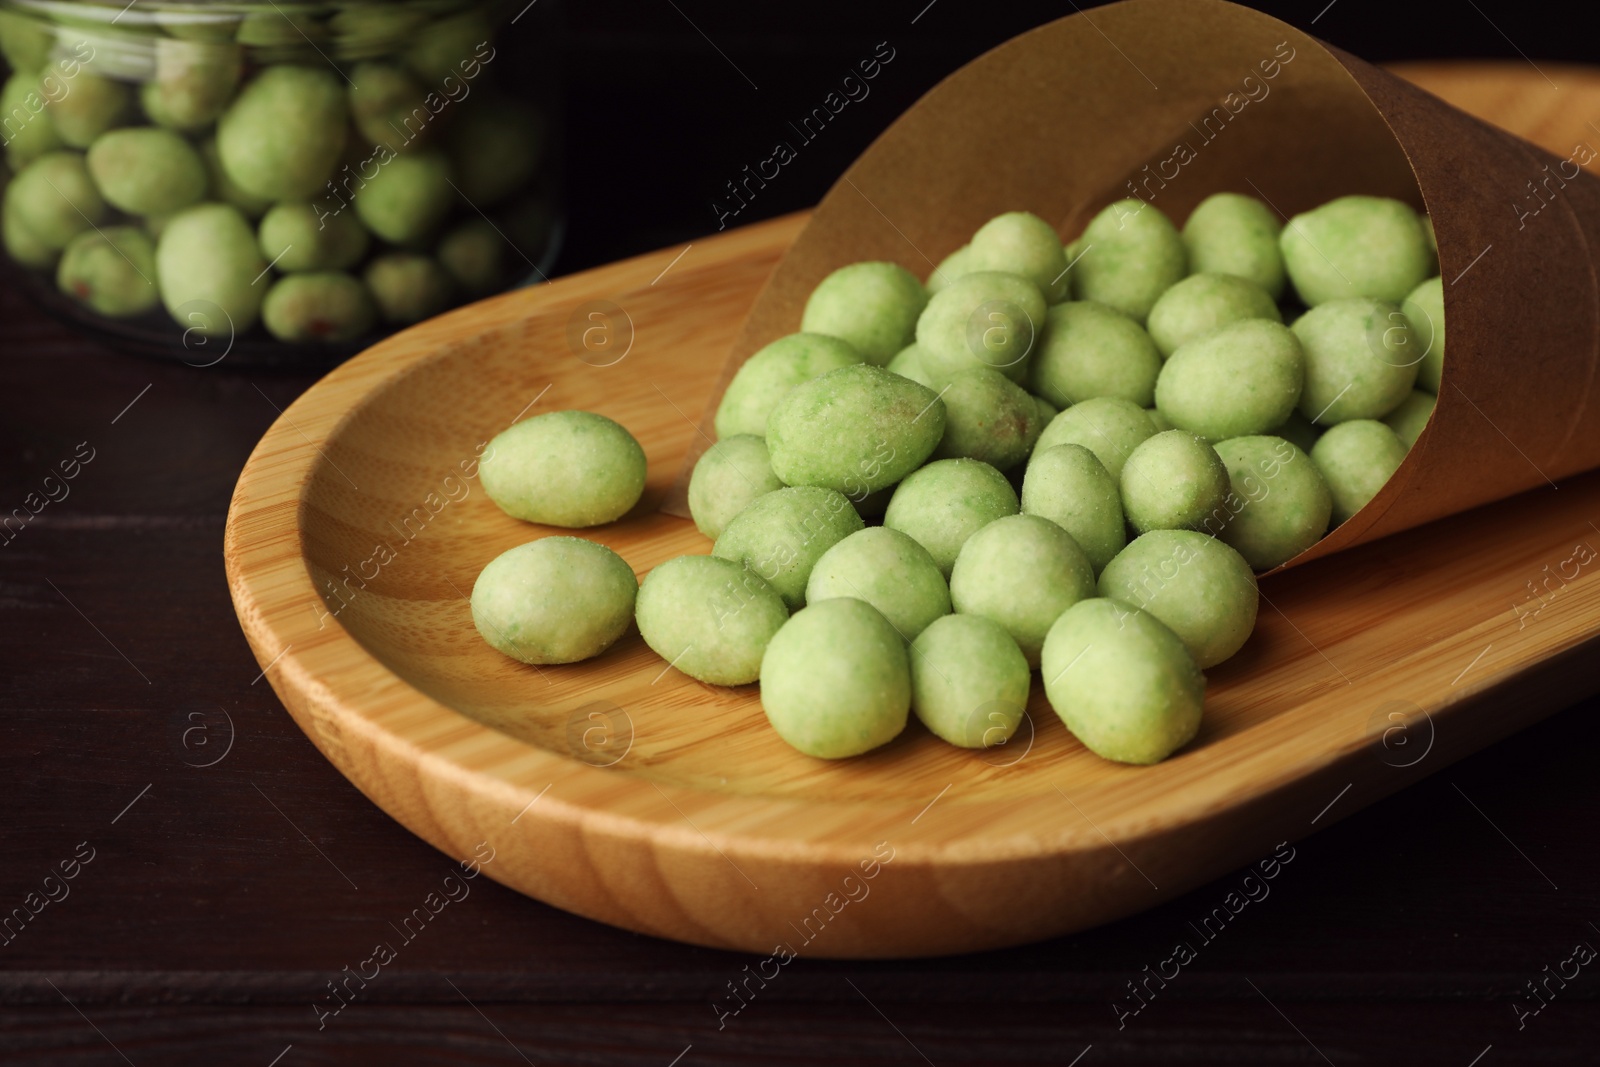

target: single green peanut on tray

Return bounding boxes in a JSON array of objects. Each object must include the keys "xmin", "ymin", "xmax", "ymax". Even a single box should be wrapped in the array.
[
  {"xmin": 635, "ymin": 555, "xmax": 789, "ymax": 686},
  {"xmin": 471, "ymin": 537, "xmax": 638, "ymax": 665},
  {"xmin": 1211, "ymin": 435, "xmax": 1333, "ymax": 570},
  {"xmin": 258, "ymin": 201, "xmax": 370, "ymax": 273},
  {"xmin": 479, "ymin": 410, "xmax": 647, "ymax": 528},
  {"xmin": 714, "ymin": 333, "xmax": 863, "ymax": 439},
  {"xmin": 353, "ymin": 149, "xmax": 453, "ymax": 246},
  {"xmin": 1280, "ymin": 195, "xmax": 1433, "ymax": 307},
  {"xmin": 914, "ymin": 270, "xmax": 1045, "ymax": 385},
  {"xmin": 1310, "ymin": 418, "xmax": 1408, "ymax": 525},
  {"xmin": 883, "ymin": 457, "xmax": 1019, "ymax": 577},
  {"xmin": 56, "ymin": 225, "xmax": 159, "ymax": 317},
  {"xmin": 1020, "ymin": 443, "xmax": 1126, "ymax": 575},
  {"xmin": 949, "ymin": 512, "xmax": 1096, "ymax": 666},
  {"xmin": 1145, "ymin": 271, "xmax": 1282, "ymax": 358},
  {"xmin": 1041, "ymin": 598, "xmax": 1205, "ymax": 765},
  {"xmin": 759, "ymin": 597, "xmax": 910, "ymax": 759},
  {"xmin": 967, "ymin": 211, "xmax": 1070, "ymax": 304},
  {"xmin": 765, "ymin": 363, "xmax": 946, "ymax": 495},
  {"xmin": 1154, "ymin": 318, "xmax": 1305, "ymax": 441},
  {"xmin": 1031, "ymin": 395, "xmax": 1156, "ymax": 481},
  {"xmin": 1383, "ymin": 389, "xmax": 1436, "ymax": 448},
  {"xmin": 1181, "ymin": 192, "xmax": 1286, "ymax": 300},
  {"xmin": 805, "ymin": 526, "xmax": 951, "ymax": 641},
  {"xmin": 155, "ymin": 202, "xmax": 268, "ymax": 336},
  {"xmin": 86, "ymin": 127, "xmax": 208, "ymax": 217},
  {"xmin": 1071, "ymin": 198, "xmax": 1187, "ymax": 323},
  {"xmin": 909, "ymin": 613, "xmax": 1031, "ymax": 749},
  {"xmin": 712, "ymin": 486, "xmax": 865, "ymax": 610},
  {"xmin": 261, "ymin": 272, "xmax": 376, "ymax": 342},
  {"xmin": 800, "ymin": 261, "xmax": 928, "ymax": 366},
  {"xmin": 4, "ymin": 150, "xmax": 105, "ymax": 250},
  {"xmin": 1291, "ymin": 298, "xmax": 1419, "ymax": 424},
  {"xmin": 687, "ymin": 434, "xmax": 784, "ymax": 540},
  {"xmin": 1098, "ymin": 530, "xmax": 1259, "ymax": 669},
  {"xmin": 1120, "ymin": 429, "xmax": 1230, "ymax": 534},
  {"xmin": 1028, "ymin": 299, "xmax": 1163, "ymax": 408},
  {"xmin": 217, "ymin": 65, "xmax": 348, "ymax": 201},
  {"xmin": 363, "ymin": 252, "xmax": 454, "ymax": 325},
  {"xmin": 1401, "ymin": 276, "xmax": 1445, "ymax": 393},
  {"xmin": 932, "ymin": 366, "xmax": 1041, "ymax": 472}
]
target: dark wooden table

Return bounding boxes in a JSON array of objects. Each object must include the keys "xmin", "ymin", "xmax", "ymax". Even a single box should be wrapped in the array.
[{"xmin": 3, "ymin": 271, "xmax": 1598, "ymax": 1066}]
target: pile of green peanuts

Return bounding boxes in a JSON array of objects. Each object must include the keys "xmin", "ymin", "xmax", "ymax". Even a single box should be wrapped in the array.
[
  {"xmin": 0, "ymin": 4, "xmax": 549, "ymax": 344},
  {"xmin": 468, "ymin": 191, "xmax": 1443, "ymax": 769}
]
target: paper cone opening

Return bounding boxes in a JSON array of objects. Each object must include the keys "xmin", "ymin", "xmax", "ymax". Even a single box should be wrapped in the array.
[{"xmin": 669, "ymin": 0, "xmax": 1600, "ymax": 573}]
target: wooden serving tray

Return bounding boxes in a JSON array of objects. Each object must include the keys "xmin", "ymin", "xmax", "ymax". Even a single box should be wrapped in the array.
[{"xmin": 225, "ymin": 63, "xmax": 1600, "ymax": 958}]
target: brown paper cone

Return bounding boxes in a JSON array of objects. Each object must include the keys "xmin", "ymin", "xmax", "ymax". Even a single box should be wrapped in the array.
[{"xmin": 666, "ymin": 0, "xmax": 1600, "ymax": 573}]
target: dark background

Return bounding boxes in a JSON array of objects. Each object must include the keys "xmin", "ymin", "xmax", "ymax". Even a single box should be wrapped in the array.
[{"xmin": 4, "ymin": 1, "xmax": 1599, "ymax": 1064}]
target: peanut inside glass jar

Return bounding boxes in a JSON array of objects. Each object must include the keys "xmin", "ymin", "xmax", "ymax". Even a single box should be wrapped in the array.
[{"xmin": 0, "ymin": 0, "xmax": 558, "ymax": 363}]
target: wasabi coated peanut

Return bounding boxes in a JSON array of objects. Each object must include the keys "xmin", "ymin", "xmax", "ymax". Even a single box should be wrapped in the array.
[
  {"xmin": 56, "ymin": 226, "xmax": 158, "ymax": 317},
  {"xmin": 933, "ymin": 366, "xmax": 1042, "ymax": 471},
  {"xmin": 1028, "ymin": 299, "xmax": 1162, "ymax": 408},
  {"xmin": 914, "ymin": 270, "xmax": 1045, "ymax": 385},
  {"xmin": 437, "ymin": 218, "xmax": 505, "ymax": 296},
  {"xmin": 806, "ymin": 526, "xmax": 951, "ymax": 640},
  {"xmin": 1292, "ymin": 299, "xmax": 1418, "ymax": 423},
  {"xmin": 1280, "ymin": 195, "xmax": 1433, "ymax": 306},
  {"xmin": 4, "ymin": 151, "xmax": 105, "ymax": 249},
  {"xmin": 1, "ymin": 72, "xmax": 62, "ymax": 167},
  {"xmin": 261, "ymin": 272, "xmax": 376, "ymax": 342},
  {"xmin": 141, "ymin": 37, "xmax": 241, "ymax": 130},
  {"xmin": 967, "ymin": 211, "xmax": 1070, "ymax": 304},
  {"xmin": 258, "ymin": 202, "xmax": 368, "ymax": 273},
  {"xmin": 1154, "ymin": 319, "xmax": 1304, "ymax": 441},
  {"xmin": 714, "ymin": 333, "xmax": 862, "ymax": 438},
  {"xmin": 925, "ymin": 244, "xmax": 971, "ymax": 294},
  {"xmin": 446, "ymin": 93, "xmax": 545, "ymax": 208},
  {"xmin": 712, "ymin": 486, "xmax": 865, "ymax": 609},
  {"xmin": 1310, "ymin": 419, "xmax": 1407, "ymax": 525},
  {"xmin": 1072, "ymin": 199, "xmax": 1187, "ymax": 323},
  {"xmin": 949, "ymin": 513, "xmax": 1095, "ymax": 665},
  {"xmin": 1181, "ymin": 192, "xmax": 1286, "ymax": 299},
  {"xmin": 354, "ymin": 150, "xmax": 453, "ymax": 246},
  {"xmin": 47, "ymin": 71, "xmax": 129, "ymax": 149},
  {"xmin": 1120, "ymin": 429, "xmax": 1229, "ymax": 534},
  {"xmin": 1383, "ymin": 389, "xmax": 1435, "ymax": 449},
  {"xmin": 201, "ymin": 136, "xmax": 271, "ymax": 218},
  {"xmin": 801, "ymin": 261, "xmax": 927, "ymax": 366},
  {"xmin": 1212, "ymin": 435, "xmax": 1333, "ymax": 570},
  {"xmin": 349, "ymin": 62, "xmax": 430, "ymax": 152},
  {"xmin": 765, "ymin": 363, "xmax": 946, "ymax": 494},
  {"xmin": 480, "ymin": 410, "xmax": 647, "ymax": 528},
  {"xmin": 885, "ymin": 342, "xmax": 938, "ymax": 389},
  {"xmin": 471, "ymin": 537, "xmax": 638, "ymax": 665},
  {"xmin": 364, "ymin": 252, "xmax": 454, "ymax": 325},
  {"xmin": 217, "ymin": 65, "xmax": 348, "ymax": 201},
  {"xmin": 909, "ymin": 614, "xmax": 1030, "ymax": 749},
  {"xmin": 688, "ymin": 435, "xmax": 783, "ymax": 539},
  {"xmin": 156, "ymin": 202, "xmax": 266, "ymax": 335},
  {"xmin": 1041, "ymin": 598, "xmax": 1204, "ymax": 765},
  {"xmin": 3, "ymin": 199, "xmax": 58, "ymax": 269},
  {"xmin": 0, "ymin": 11, "xmax": 51, "ymax": 74},
  {"xmin": 1401, "ymin": 276, "xmax": 1444, "ymax": 393},
  {"xmin": 759, "ymin": 597, "xmax": 910, "ymax": 759},
  {"xmin": 1020, "ymin": 443, "xmax": 1125, "ymax": 574},
  {"xmin": 1032, "ymin": 396, "xmax": 1154, "ymax": 481},
  {"xmin": 883, "ymin": 458, "xmax": 1018, "ymax": 576},
  {"xmin": 1146, "ymin": 272, "xmax": 1282, "ymax": 358},
  {"xmin": 1098, "ymin": 531, "xmax": 1258, "ymax": 669},
  {"xmin": 86, "ymin": 128, "xmax": 207, "ymax": 216},
  {"xmin": 635, "ymin": 555, "xmax": 789, "ymax": 686}
]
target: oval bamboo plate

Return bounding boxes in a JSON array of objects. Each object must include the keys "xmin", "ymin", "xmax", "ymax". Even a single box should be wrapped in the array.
[{"xmin": 226, "ymin": 62, "xmax": 1600, "ymax": 958}]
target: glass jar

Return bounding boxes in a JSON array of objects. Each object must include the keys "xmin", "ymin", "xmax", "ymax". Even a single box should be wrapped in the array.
[{"xmin": 0, "ymin": 0, "xmax": 560, "ymax": 367}]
